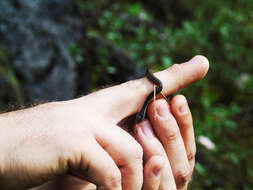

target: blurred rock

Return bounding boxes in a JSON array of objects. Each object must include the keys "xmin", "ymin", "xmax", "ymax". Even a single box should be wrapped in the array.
[
  {"xmin": 0, "ymin": 0, "xmax": 83, "ymax": 102},
  {"xmin": 0, "ymin": 0, "xmax": 144, "ymax": 105}
]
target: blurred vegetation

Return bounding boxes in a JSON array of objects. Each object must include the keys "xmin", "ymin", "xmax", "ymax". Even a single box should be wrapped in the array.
[
  {"xmin": 76, "ymin": 0, "xmax": 253, "ymax": 189},
  {"xmin": 1, "ymin": 0, "xmax": 253, "ymax": 189}
]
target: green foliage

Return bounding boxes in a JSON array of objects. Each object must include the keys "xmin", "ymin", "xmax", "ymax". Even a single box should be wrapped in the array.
[
  {"xmin": 79, "ymin": 0, "xmax": 253, "ymax": 189},
  {"xmin": 69, "ymin": 43, "xmax": 84, "ymax": 64},
  {"xmin": 1, "ymin": 0, "xmax": 252, "ymax": 188}
]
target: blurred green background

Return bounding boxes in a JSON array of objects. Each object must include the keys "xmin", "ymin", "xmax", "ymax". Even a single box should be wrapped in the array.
[
  {"xmin": 1, "ymin": 0, "xmax": 253, "ymax": 189},
  {"xmin": 79, "ymin": 1, "xmax": 253, "ymax": 189}
]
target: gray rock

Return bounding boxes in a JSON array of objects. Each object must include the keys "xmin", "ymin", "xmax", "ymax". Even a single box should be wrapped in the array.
[{"xmin": 0, "ymin": 0, "xmax": 83, "ymax": 102}]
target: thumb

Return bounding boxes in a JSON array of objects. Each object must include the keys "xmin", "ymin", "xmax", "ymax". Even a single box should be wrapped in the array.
[{"xmin": 86, "ymin": 55, "xmax": 209, "ymax": 123}]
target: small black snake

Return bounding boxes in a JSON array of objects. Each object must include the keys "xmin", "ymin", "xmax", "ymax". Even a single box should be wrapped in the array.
[{"xmin": 136, "ymin": 69, "xmax": 163, "ymax": 123}]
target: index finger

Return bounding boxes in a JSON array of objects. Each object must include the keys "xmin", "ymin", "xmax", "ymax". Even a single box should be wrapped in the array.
[{"xmin": 85, "ymin": 55, "xmax": 209, "ymax": 122}]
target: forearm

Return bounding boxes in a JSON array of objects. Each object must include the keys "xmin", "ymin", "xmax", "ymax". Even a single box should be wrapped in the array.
[
  {"xmin": 0, "ymin": 102, "xmax": 66, "ymax": 190},
  {"xmin": 0, "ymin": 103, "xmax": 52, "ymax": 156}
]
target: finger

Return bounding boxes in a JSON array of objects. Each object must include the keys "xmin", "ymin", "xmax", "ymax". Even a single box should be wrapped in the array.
[
  {"xmin": 135, "ymin": 120, "xmax": 177, "ymax": 190},
  {"xmin": 171, "ymin": 95, "xmax": 196, "ymax": 171},
  {"xmin": 84, "ymin": 55, "xmax": 209, "ymax": 122},
  {"xmin": 95, "ymin": 124, "xmax": 143, "ymax": 190},
  {"xmin": 73, "ymin": 138, "xmax": 122, "ymax": 190},
  {"xmin": 143, "ymin": 156, "xmax": 163, "ymax": 190},
  {"xmin": 147, "ymin": 99, "xmax": 191, "ymax": 189}
]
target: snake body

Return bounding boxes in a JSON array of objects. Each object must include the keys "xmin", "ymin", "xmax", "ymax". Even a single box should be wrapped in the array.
[{"xmin": 136, "ymin": 69, "xmax": 163, "ymax": 123}]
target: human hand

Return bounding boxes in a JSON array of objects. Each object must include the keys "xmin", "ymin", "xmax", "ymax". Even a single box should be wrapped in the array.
[
  {"xmin": 30, "ymin": 95, "xmax": 195, "ymax": 190},
  {"xmin": 135, "ymin": 95, "xmax": 195, "ymax": 190},
  {"xmin": 0, "ymin": 56, "xmax": 208, "ymax": 190}
]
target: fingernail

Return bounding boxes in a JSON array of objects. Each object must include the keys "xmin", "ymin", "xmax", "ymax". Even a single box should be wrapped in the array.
[
  {"xmin": 157, "ymin": 102, "xmax": 170, "ymax": 117},
  {"xmin": 140, "ymin": 120, "xmax": 155, "ymax": 138},
  {"xmin": 179, "ymin": 103, "xmax": 188, "ymax": 115}
]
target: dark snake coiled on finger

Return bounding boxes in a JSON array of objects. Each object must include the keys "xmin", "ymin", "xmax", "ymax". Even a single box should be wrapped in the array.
[{"xmin": 136, "ymin": 69, "xmax": 163, "ymax": 123}]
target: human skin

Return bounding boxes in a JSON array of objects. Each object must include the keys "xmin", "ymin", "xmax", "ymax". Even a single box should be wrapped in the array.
[
  {"xmin": 0, "ymin": 55, "xmax": 209, "ymax": 190},
  {"xmin": 31, "ymin": 95, "xmax": 195, "ymax": 190}
]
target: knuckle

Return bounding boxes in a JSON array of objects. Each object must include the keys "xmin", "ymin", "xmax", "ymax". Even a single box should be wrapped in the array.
[
  {"xmin": 175, "ymin": 168, "xmax": 191, "ymax": 188},
  {"xmin": 106, "ymin": 168, "xmax": 122, "ymax": 187},
  {"xmin": 164, "ymin": 126, "xmax": 180, "ymax": 142},
  {"xmin": 181, "ymin": 118, "xmax": 193, "ymax": 129},
  {"xmin": 121, "ymin": 79, "xmax": 147, "ymax": 97}
]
